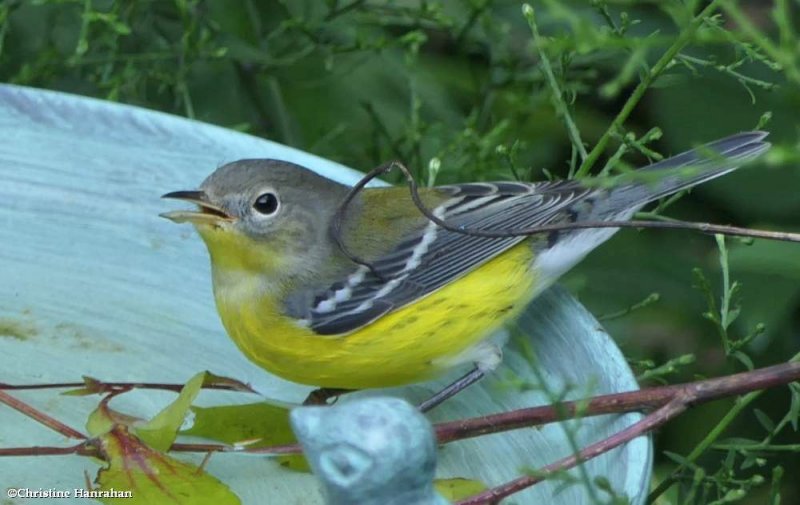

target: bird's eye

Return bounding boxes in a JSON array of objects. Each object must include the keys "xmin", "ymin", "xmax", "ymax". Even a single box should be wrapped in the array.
[{"xmin": 253, "ymin": 192, "xmax": 280, "ymax": 215}]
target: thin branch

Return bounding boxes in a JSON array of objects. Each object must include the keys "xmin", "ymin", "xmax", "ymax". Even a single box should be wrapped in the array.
[
  {"xmin": 456, "ymin": 360, "xmax": 800, "ymax": 504},
  {"xmin": 329, "ymin": 161, "xmax": 800, "ymax": 275},
  {"xmin": 0, "ymin": 390, "xmax": 86, "ymax": 440},
  {"xmin": 436, "ymin": 361, "xmax": 800, "ymax": 444},
  {"xmin": 460, "ymin": 398, "xmax": 689, "ymax": 504},
  {"xmin": 171, "ymin": 441, "xmax": 301, "ymax": 455},
  {"xmin": 720, "ymin": 2, "xmax": 800, "ymax": 85},
  {"xmin": 523, "ymin": 4, "xmax": 588, "ymax": 164},
  {"xmin": 0, "ymin": 377, "xmax": 256, "ymax": 394},
  {"xmin": 330, "ymin": 161, "xmax": 399, "ymax": 277},
  {"xmin": 0, "ymin": 444, "xmax": 91, "ymax": 457},
  {"xmin": 164, "ymin": 361, "xmax": 800, "ymax": 458},
  {"xmin": 2, "ymin": 359, "xmax": 798, "ymax": 488},
  {"xmin": 646, "ymin": 387, "xmax": 761, "ymax": 502}
]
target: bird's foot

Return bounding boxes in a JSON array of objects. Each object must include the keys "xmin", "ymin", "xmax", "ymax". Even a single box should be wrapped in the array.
[{"xmin": 303, "ymin": 387, "xmax": 354, "ymax": 406}]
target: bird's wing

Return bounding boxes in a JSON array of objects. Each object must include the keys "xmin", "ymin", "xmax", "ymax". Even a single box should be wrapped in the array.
[
  {"xmin": 285, "ymin": 131, "xmax": 770, "ymax": 336},
  {"xmin": 286, "ymin": 180, "xmax": 594, "ymax": 335}
]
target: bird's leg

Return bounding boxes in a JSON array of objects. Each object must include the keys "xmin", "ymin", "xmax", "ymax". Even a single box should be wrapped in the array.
[
  {"xmin": 418, "ymin": 340, "xmax": 502, "ymax": 412},
  {"xmin": 417, "ymin": 366, "xmax": 485, "ymax": 413},
  {"xmin": 303, "ymin": 387, "xmax": 354, "ymax": 406}
]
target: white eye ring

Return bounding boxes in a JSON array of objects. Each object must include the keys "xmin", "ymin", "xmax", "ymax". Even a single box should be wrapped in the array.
[{"xmin": 252, "ymin": 191, "xmax": 280, "ymax": 216}]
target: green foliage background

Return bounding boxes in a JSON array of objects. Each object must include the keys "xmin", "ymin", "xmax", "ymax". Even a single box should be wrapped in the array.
[{"xmin": 1, "ymin": 0, "xmax": 798, "ymax": 503}]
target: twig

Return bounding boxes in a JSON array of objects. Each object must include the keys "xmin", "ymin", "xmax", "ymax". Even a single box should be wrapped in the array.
[
  {"xmin": 0, "ymin": 377, "xmax": 255, "ymax": 394},
  {"xmin": 457, "ymin": 397, "xmax": 688, "ymax": 504},
  {"xmin": 126, "ymin": 361, "xmax": 800, "ymax": 459},
  {"xmin": 437, "ymin": 361, "xmax": 800, "ymax": 444},
  {"xmin": 329, "ymin": 161, "xmax": 800, "ymax": 276},
  {"xmin": 2, "ymin": 359, "xmax": 798, "ymax": 505},
  {"xmin": 0, "ymin": 390, "xmax": 86, "ymax": 440},
  {"xmin": 330, "ymin": 161, "xmax": 399, "ymax": 277},
  {"xmin": 169, "ymin": 361, "xmax": 800, "ymax": 463},
  {"xmin": 0, "ymin": 444, "xmax": 91, "ymax": 457},
  {"xmin": 647, "ymin": 388, "xmax": 761, "ymax": 502},
  {"xmin": 6, "ymin": 361, "xmax": 797, "ymax": 459},
  {"xmin": 597, "ymin": 292, "xmax": 660, "ymax": 322},
  {"xmin": 455, "ymin": 360, "xmax": 800, "ymax": 504},
  {"xmin": 523, "ymin": 4, "xmax": 588, "ymax": 164},
  {"xmin": 720, "ymin": 2, "xmax": 800, "ymax": 85}
]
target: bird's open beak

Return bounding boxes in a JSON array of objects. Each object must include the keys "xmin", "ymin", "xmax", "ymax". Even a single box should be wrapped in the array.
[{"xmin": 160, "ymin": 190, "xmax": 234, "ymax": 224}]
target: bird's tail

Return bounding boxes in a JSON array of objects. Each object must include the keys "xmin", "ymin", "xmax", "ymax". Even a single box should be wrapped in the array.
[
  {"xmin": 529, "ymin": 131, "xmax": 769, "ymax": 291},
  {"xmin": 598, "ymin": 131, "xmax": 770, "ymax": 214}
]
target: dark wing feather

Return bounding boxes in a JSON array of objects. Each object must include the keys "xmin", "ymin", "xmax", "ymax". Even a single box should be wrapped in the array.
[{"xmin": 298, "ymin": 180, "xmax": 593, "ymax": 335}]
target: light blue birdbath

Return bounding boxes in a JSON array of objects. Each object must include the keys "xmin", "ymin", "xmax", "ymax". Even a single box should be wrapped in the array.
[{"xmin": 0, "ymin": 84, "xmax": 651, "ymax": 504}]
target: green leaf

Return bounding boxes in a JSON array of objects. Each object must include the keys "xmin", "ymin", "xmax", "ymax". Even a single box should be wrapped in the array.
[
  {"xmin": 719, "ymin": 488, "xmax": 747, "ymax": 502},
  {"xmin": 662, "ymin": 451, "xmax": 697, "ymax": 469},
  {"xmin": 94, "ymin": 425, "xmax": 240, "ymax": 504},
  {"xmin": 732, "ymin": 351, "xmax": 754, "ymax": 371},
  {"xmin": 434, "ymin": 478, "xmax": 488, "ymax": 501},
  {"xmin": 136, "ymin": 372, "xmax": 206, "ymax": 452},
  {"xmin": 789, "ymin": 384, "xmax": 800, "ymax": 431},
  {"xmin": 181, "ymin": 401, "xmax": 307, "ymax": 471},
  {"xmin": 63, "ymin": 376, "xmax": 105, "ymax": 396},
  {"xmin": 754, "ymin": 409, "xmax": 776, "ymax": 433},
  {"xmin": 200, "ymin": 372, "xmax": 256, "ymax": 393},
  {"xmin": 741, "ymin": 454, "xmax": 758, "ymax": 470},
  {"xmin": 87, "ymin": 408, "xmax": 114, "ymax": 437},
  {"xmin": 769, "ymin": 465, "xmax": 784, "ymax": 505}
]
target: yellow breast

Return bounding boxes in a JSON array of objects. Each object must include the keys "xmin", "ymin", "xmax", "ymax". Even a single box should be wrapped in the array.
[{"xmin": 214, "ymin": 242, "xmax": 538, "ymax": 389}]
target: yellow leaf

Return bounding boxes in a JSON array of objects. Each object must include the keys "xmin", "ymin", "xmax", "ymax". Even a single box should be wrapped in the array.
[{"xmin": 434, "ymin": 477, "xmax": 488, "ymax": 501}]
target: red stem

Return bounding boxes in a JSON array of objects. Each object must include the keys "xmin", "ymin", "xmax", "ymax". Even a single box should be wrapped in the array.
[
  {"xmin": 1, "ymin": 357, "xmax": 798, "ymax": 505},
  {"xmin": 0, "ymin": 390, "xmax": 86, "ymax": 440},
  {"xmin": 0, "ymin": 379, "xmax": 254, "ymax": 394},
  {"xmin": 436, "ymin": 361, "xmax": 800, "ymax": 443},
  {"xmin": 453, "ymin": 361, "xmax": 800, "ymax": 504},
  {"xmin": 456, "ymin": 396, "xmax": 688, "ymax": 504}
]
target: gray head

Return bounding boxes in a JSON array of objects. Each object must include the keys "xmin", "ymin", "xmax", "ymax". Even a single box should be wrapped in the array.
[
  {"xmin": 161, "ymin": 159, "xmax": 349, "ymax": 280},
  {"xmin": 162, "ymin": 159, "xmax": 348, "ymax": 234},
  {"xmin": 291, "ymin": 397, "xmax": 448, "ymax": 505}
]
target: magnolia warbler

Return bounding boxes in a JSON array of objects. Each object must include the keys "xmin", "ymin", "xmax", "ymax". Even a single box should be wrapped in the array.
[{"xmin": 162, "ymin": 132, "xmax": 768, "ymax": 406}]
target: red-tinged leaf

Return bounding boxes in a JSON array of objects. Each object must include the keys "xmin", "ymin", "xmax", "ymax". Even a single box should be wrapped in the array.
[{"xmin": 93, "ymin": 425, "xmax": 240, "ymax": 504}]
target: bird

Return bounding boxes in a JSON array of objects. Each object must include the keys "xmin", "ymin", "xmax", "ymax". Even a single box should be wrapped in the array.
[{"xmin": 161, "ymin": 131, "xmax": 769, "ymax": 408}]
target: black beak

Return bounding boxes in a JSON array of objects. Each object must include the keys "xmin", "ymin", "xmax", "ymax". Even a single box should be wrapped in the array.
[{"xmin": 161, "ymin": 190, "xmax": 211, "ymax": 204}]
